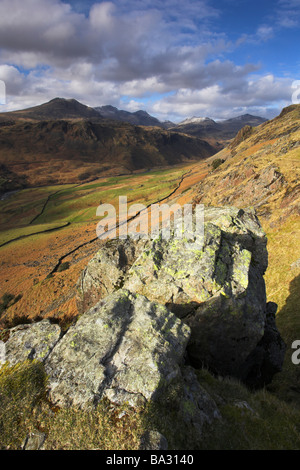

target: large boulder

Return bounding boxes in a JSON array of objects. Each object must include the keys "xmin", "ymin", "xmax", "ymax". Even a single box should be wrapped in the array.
[
  {"xmin": 0, "ymin": 290, "xmax": 220, "ymax": 437},
  {"xmin": 44, "ymin": 289, "xmax": 191, "ymax": 409},
  {"xmin": 77, "ymin": 206, "xmax": 285, "ymax": 386}
]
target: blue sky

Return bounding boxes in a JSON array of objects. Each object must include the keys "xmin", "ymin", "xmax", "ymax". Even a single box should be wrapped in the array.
[{"xmin": 0, "ymin": 0, "xmax": 299, "ymax": 121}]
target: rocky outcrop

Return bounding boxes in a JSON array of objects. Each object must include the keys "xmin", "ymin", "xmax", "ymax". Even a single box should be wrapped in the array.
[
  {"xmin": 0, "ymin": 289, "xmax": 221, "ymax": 441},
  {"xmin": 22, "ymin": 431, "xmax": 46, "ymax": 451},
  {"xmin": 44, "ymin": 289, "xmax": 190, "ymax": 409},
  {"xmin": 77, "ymin": 206, "xmax": 285, "ymax": 387},
  {"xmin": 195, "ymin": 165, "xmax": 286, "ymax": 212},
  {"xmin": 1, "ymin": 289, "xmax": 221, "ymax": 439},
  {"xmin": 0, "ymin": 207, "xmax": 285, "ymax": 435},
  {"xmin": 229, "ymin": 125, "xmax": 254, "ymax": 151},
  {"xmin": 0, "ymin": 289, "xmax": 221, "ymax": 436}
]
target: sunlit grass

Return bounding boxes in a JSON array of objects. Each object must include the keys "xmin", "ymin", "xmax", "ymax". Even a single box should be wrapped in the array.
[
  {"xmin": 0, "ymin": 167, "xmax": 187, "ymax": 232},
  {"xmin": 1, "ymin": 360, "xmax": 300, "ymax": 450}
]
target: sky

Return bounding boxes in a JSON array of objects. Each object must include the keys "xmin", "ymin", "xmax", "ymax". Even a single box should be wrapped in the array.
[{"xmin": 0, "ymin": 0, "xmax": 299, "ymax": 122}]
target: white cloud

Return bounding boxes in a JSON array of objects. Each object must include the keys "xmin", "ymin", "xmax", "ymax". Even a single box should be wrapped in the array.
[
  {"xmin": 0, "ymin": 0, "xmax": 88, "ymax": 67},
  {"xmin": 0, "ymin": 0, "xmax": 296, "ymax": 120},
  {"xmin": 123, "ymin": 99, "xmax": 146, "ymax": 112},
  {"xmin": 119, "ymin": 77, "xmax": 169, "ymax": 97},
  {"xmin": 0, "ymin": 65, "xmax": 26, "ymax": 95},
  {"xmin": 89, "ymin": 1, "xmax": 116, "ymax": 29},
  {"xmin": 256, "ymin": 25, "xmax": 274, "ymax": 41},
  {"xmin": 149, "ymin": 74, "xmax": 294, "ymax": 121},
  {"xmin": 275, "ymin": 0, "xmax": 300, "ymax": 29}
]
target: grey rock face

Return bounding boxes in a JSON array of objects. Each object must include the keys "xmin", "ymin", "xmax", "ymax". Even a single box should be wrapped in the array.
[
  {"xmin": 179, "ymin": 366, "xmax": 221, "ymax": 433},
  {"xmin": 3, "ymin": 319, "xmax": 61, "ymax": 365},
  {"xmin": 77, "ymin": 238, "xmax": 141, "ymax": 314},
  {"xmin": 0, "ymin": 292, "xmax": 220, "ymax": 437},
  {"xmin": 77, "ymin": 206, "xmax": 285, "ymax": 385},
  {"xmin": 237, "ymin": 301, "xmax": 286, "ymax": 388},
  {"xmin": 22, "ymin": 431, "xmax": 46, "ymax": 450},
  {"xmin": 45, "ymin": 289, "xmax": 191, "ymax": 409},
  {"xmin": 139, "ymin": 431, "xmax": 168, "ymax": 450}
]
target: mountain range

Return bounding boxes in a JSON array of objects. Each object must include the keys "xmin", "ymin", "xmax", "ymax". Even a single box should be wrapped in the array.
[
  {"xmin": 169, "ymin": 114, "xmax": 267, "ymax": 146},
  {"xmin": 95, "ymin": 104, "xmax": 174, "ymax": 129},
  {"xmin": 94, "ymin": 103, "xmax": 267, "ymax": 145},
  {"xmin": 0, "ymin": 98, "xmax": 216, "ymax": 191},
  {"xmin": 0, "ymin": 97, "xmax": 267, "ymax": 142}
]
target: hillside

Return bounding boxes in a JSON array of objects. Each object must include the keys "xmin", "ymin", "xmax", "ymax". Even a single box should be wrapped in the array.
[
  {"xmin": 0, "ymin": 100, "xmax": 217, "ymax": 191},
  {"xmin": 193, "ymin": 105, "xmax": 299, "ymax": 230},
  {"xmin": 0, "ymin": 99, "xmax": 266, "ymax": 194},
  {"xmin": 193, "ymin": 104, "xmax": 300, "ymax": 406},
  {"xmin": 0, "ymin": 166, "xmax": 299, "ymax": 451}
]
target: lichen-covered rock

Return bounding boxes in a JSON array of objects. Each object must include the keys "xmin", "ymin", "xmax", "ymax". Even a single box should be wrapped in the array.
[
  {"xmin": 45, "ymin": 289, "xmax": 191, "ymax": 409},
  {"xmin": 139, "ymin": 431, "xmax": 168, "ymax": 450},
  {"xmin": 2, "ymin": 319, "xmax": 61, "ymax": 365},
  {"xmin": 77, "ymin": 206, "xmax": 285, "ymax": 386},
  {"xmin": 76, "ymin": 238, "xmax": 141, "ymax": 314},
  {"xmin": 179, "ymin": 366, "xmax": 221, "ymax": 433}
]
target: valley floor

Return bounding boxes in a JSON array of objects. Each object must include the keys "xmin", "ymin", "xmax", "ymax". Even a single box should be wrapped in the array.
[{"xmin": 0, "ymin": 162, "xmax": 208, "ymax": 327}]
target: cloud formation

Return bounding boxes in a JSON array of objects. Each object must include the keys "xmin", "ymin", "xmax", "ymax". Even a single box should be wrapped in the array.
[
  {"xmin": 0, "ymin": 0, "xmax": 297, "ymax": 120},
  {"xmin": 151, "ymin": 74, "xmax": 293, "ymax": 120}
]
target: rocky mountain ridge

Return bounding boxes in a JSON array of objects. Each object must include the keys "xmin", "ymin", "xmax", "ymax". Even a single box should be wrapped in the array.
[
  {"xmin": 0, "ymin": 109, "xmax": 216, "ymax": 191},
  {"xmin": 193, "ymin": 104, "xmax": 300, "ymax": 224},
  {"xmin": 95, "ymin": 104, "xmax": 267, "ymax": 143},
  {"xmin": 177, "ymin": 116, "xmax": 212, "ymax": 126},
  {"xmin": 170, "ymin": 114, "xmax": 267, "ymax": 145},
  {"xmin": 95, "ymin": 105, "xmax": 174, "ymax": 129},
  {"xmin": 0, "ymin": 99, "xmax": 267, "ymax": 192},
  {"xmin": 0, "ymin": 98, "xmax": 267, "ymax": 138}
]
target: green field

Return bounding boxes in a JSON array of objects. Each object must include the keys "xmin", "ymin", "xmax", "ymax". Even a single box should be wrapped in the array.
[{"xmin": 0, "ymin": 167, "xmax": 187, "ymax": 244}]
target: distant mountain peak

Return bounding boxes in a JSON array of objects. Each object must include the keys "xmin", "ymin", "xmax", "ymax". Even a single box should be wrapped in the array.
[
  {"xmin": 94, "ymin": 105, "xmax": 174, "ymax": 128},
  {"xmin": 134, "ymin": 110, "xmax": 151, "ymax": 117},
  {"xmin": 48, "ymin": 97, "xmax": 87, "ymax": 106},
  {"xmin": 178, "ymin": 116, "xmax": 212, "ymax": 126},
  {"xmin": 50, "ymin": 97, "xmax": 75, "ymax": 102},
  {"xmin": 170, "ymin": 112, "xmax": 267, "ymax": 144},
  {"xmin": 100, "ymin": 105, "xmax": 118, "ymax": 111},
  {"xmin": 8, "ymin": 97, "xmax": 101, "ymax": 120},
  {"xmin": 223, "ymin": 114, "xmax": 267, "ymax": 123}
]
